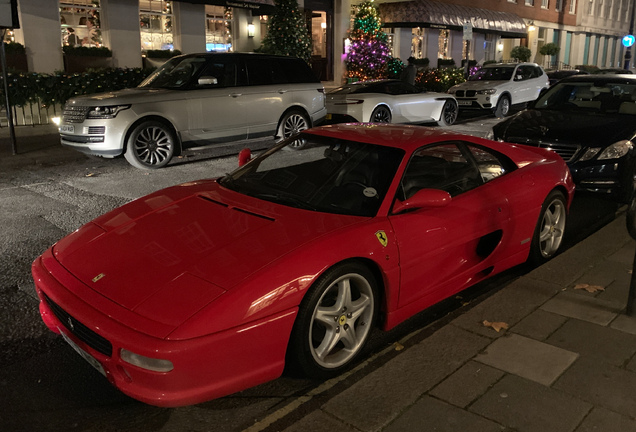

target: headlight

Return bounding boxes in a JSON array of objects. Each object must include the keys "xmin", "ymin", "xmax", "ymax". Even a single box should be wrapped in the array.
[
  {"xmin": 120, "ymin": 348, "xmax": 174, "ymax": 372},
  {"xmin": 578, "ymin": 147, "xmax": 601, "ymax": 162},
  {"xmin": 598, "ymin": 140, "xmax": 633, "ymax": 160},
  {"xmin": 476, "ymin": 89, "xmax": 497, "ymax": 95},
  {"xmin": 87, "ymin": 105, "xmax": 131, "ymax": 119}
]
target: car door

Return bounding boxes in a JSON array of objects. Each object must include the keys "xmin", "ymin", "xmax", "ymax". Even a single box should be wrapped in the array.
[
  {"xmin": 389, "ymin": 141, "xmax": 511, "ymax": 309},
  {"xmin": 186, "ymin": 55, "xmax": 249, "ymax": 143},
  {"xmin": 387, "ymin": 81, "xmax": 437, "ymax": 123},
  {"xmin": 514, "ymin": 65, "xmax": 544, "ymax": 103}
]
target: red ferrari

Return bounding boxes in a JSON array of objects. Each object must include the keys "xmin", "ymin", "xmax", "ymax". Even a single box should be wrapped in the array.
[{"xmin": 32, "ymin": 124, "xmax": 574, "ymax": 407}]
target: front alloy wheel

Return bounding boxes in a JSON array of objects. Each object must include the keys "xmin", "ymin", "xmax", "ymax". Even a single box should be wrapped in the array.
[
  {"xmin": 290, "ymin": 263, "xmax": 377, "ymax": 378},
  {"xmin": 124, "ymin": 121, "xmax": 175, "ymax": 169},
  {"xmin": 529, "ymin": 190, "xmax": 567, "ymax": 264}
]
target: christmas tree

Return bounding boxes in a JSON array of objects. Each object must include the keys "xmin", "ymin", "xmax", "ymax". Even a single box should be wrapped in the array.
[
  {"xmin": 260, "ymin": 0, "xmax": 312, "ymax": 62},
  {"xmin": 345, "ymin": 0, "xmax": 391, "ymax": 81}
]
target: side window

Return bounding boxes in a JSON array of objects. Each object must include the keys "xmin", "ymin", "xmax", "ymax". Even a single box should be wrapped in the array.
[
  {"xmin": 399, "ymin": 143, "xmax": 482, "ymax": 199},
  {"xmin": 197, "ymin": 59, "xmax": 237, "ymax": 88},
  {"xmin": 245, "ymin": 57, "xmax": 287, "ymax": 86},
  {"xmin": 466, "ymin": 145, "xmax": 511, "ymax": 182},
  {"xmin": 534, "ymin": 67, "xmax": 544, "ymax": 77}
]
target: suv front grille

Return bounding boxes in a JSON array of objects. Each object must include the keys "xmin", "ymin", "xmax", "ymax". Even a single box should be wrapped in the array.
[
  {"xmin": 62, "ymin": 105, "xmax": 89, "ymax": 123},
  {"xmin": 455, "ymin": 90, "xmax": 476, "ymax": 98},
  {"xmin": 508, "ymin": 138, "xmax": 580, "ymax": 162},
  {"xmin": 44, "ymin": 293, "xmax": 113, "ymax": 357}
]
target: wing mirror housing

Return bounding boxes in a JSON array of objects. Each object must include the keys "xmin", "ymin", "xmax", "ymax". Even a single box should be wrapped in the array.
[
  {"xmin": 198, "ymin": 76, "xmax": 218, "ymax": 86},
  {"xmin": 238, "ymin": 148, "xmax": 252, "ymax": 167},
  {"xmin": 392, "ymin": 188, "xmax": 451, "ymax": 214}
]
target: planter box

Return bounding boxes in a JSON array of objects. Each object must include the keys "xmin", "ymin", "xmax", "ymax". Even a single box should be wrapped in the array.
[
  {"xmin": 64, "ymin": 55, "xmax": 112, "ymax": 73},
  {"xmin": 0, "ymin": 53, "xmax": 28, "ymax": 72}
]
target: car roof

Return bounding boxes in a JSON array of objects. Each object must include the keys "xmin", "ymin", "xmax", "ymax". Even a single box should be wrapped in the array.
[
  {"xmin": 483, "ymin": 62, "xmax": 540, "ymax": 68},
  {"xmin": 557, "ymin": 74, "xmax": 636, "ymax": 84}
]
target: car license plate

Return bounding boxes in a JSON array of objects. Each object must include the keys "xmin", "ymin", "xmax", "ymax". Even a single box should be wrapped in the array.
[
  {"xmin": 59, "ymin": 329, "xmax": 106, "ymax": 376},
  {"xmin": 458, "ymin": 100, "xmax": 472, "ymax": 106},
  {"xmin": 60, "ymin": 125, "xmax": 74, "ymax": 133}
]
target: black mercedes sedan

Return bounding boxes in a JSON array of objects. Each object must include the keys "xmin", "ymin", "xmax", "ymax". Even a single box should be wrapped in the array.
[{"xmin": 489, "ymin": 75, "xmax": 636, "ymax": 203}]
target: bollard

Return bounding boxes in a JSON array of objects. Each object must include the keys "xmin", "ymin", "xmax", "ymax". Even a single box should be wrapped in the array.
[{"xmin": 626, "ymin": 192, "xmax": 636, "ymax": 316}]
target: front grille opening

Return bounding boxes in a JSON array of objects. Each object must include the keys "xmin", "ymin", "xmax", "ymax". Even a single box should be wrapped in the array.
[{"xmin": 44, "ymin": 294, "xmax": 113, "ymax": 357}]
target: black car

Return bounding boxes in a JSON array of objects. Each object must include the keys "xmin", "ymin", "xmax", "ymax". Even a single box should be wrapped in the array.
[
  {"xmin": 490, "ymin": 75, "xmax": 636, "ymax": 203},
  {"xmin": 546, "ymin": 69, "xmax": 589, "ymax": 86}
]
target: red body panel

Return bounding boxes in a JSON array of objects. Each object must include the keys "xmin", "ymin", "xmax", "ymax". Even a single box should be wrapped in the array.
[{"xmin": 32, "ymin": 124, "xmax": 574, "ymax": 406}]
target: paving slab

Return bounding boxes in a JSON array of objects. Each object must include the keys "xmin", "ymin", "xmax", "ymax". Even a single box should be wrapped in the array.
[
  {"xmin": 474, "ymin": 333, "xmax": 578, "ymax": 386},
  {"xmin": 575, "ymin": 407, "xmax": 636, "ymax": 432},
  {"xmin": 511, "ymin": 309, "xmax": 568, "ymax": 341},
  {"xmin": 611, "ymin": 314, "xmax": 636, "ymax": 335},
  {"xmin": 383, "ymin": 396, "xmax": 504, "ymax": 432},
  {"xmin": 281, "ymin": 410, "xmax": 358, "ymax": 432},
  {"xmin": 470, "ymin": 374, "xmax": 592, "ymax": 432},
  {"xmin": 452, "ymin": 277, "xmax": 562, "ymax": 339},
  {"xmin": 554, "ymin": 357, "xmax": 636, "ymax": 418},
  {"xmin": 322, "ymin": 325, "xmax": 490, "ymax": 432},
  {"xmin": 429, "ymin": 361, "xmax": 505, "ymax": 408},
  {"xmin": 540, "ymin": 291, "xmax": 622, "ymax": 326},
  {"xmin": 546, "ymin": 318, "xmax": 636, "ymax": 366}
]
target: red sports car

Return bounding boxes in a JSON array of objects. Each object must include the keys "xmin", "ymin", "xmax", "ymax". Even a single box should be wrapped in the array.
[{"xmin": 32, "ymin": 124, "xmax": 574, "ymax": 407}]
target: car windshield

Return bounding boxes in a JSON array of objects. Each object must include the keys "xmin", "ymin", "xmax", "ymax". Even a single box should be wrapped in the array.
[
  {"xmin": 469, "ymin": 67, "xmax": 514, "ymax": 81},
  {"xmin": 533, "ymin": 81, "xmax": 636, "ymax": 115},
  {"xmin": 220, "ymin": 134, "xmax": 405, "ymax": 217},
  {"xmin": 138, "ymin": 56, "xmax": 207, "ymax": 89}
]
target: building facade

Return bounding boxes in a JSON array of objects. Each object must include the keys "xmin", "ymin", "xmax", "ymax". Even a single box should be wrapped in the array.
[{"xmin": 3, "ymin": 0, "xmax": 635, "ymax": 83}]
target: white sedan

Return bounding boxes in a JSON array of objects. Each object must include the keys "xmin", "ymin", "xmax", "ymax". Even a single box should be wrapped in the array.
[{"xmin": 326, "ymin": 79, "xmax": 458, "ymax": 126}]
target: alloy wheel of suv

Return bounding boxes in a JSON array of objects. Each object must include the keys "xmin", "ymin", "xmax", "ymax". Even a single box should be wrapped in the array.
[
  {"xmin": 494, "ymin": 95, "xmax": 511, "ymax": 118},
  {"xmin": 280, "ymin": 110, "xmax": 310, "ymax": 150},
  {"xmin": 124, "ymin": 120, "xmax": 176, "ymax": 169}
]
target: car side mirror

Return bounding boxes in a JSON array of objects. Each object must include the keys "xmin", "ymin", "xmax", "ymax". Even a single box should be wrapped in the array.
[
  {"xmin": 198, "ymin": 76, "xmax": 218, "ymax": 86},
  {"xmin": 238, "ymin": 148, "xmax": 252, "ymax": 167},
  {"xmin": 392, "ymin": 188, "xmax": 451, "ymax": 214}
]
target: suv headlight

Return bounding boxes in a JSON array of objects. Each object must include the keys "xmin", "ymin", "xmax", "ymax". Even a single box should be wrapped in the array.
[
  {"xmin": 476, "ymin": 89, "xmax": 497, "ymax": 95},
  {"xmin": 87, "ymin": 105, "xmax": 131, "ymax": 119},
  {"xmin": 598, "ymin": 140, "xmax": 633, "ymax": 160}
]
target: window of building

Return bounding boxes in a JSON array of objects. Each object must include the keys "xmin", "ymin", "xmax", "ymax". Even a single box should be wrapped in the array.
[
  {"xmin": 615, "ymin": 0, "xmax": 621, "ymax": 19},
  {"xmin": 59, "ymin": 0, "xmax": 102, "ymax": 48},
  {"xmin": 140, "ymin": 0, "xmax": 174, "ymax": 51},
  {"xmin": 525, "ymin": 0, "xmax": 534, "ymax": 6},
  {"xmin": 587, "ymin": 0, "xmax": 594, "ymax": 15},
  {"xmin": 556, "ymin": 0, "xmax": 563, "ymax": 11},
  {"xmin": 438, "ymin": 29, "xmax": 450, "ymax": 59},
  {"xmin": 627, "ymin": 0, "xmax": 632, "ymax": 22},
  {"xmin": 507, "ymin": 0, "xmax": 517, "ymax": 3},
  {"xmin": 598, "ymin": 0, "xmax": 604, "ymax": 16},
  {"xmin": 205, "ymin": 5, "xmax": 232, "ymax": 52},
  {"xmin": 569, "ymin": 0, "xmax": 577, "ymax": 13},
  {"xmin": 606, "ymin": 0, "xmax": 613, "ymax": 18},
  {"xmin": 542, "ymin": 0, "xmax": 549, "ymax": 8}
]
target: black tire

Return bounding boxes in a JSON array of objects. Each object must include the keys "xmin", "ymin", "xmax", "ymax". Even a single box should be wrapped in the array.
[
  {"xmin": 437, "ymin": 99, "xmax": 458, "ymax": 126},
  {"xmin": 289, "ymin": 262, "xmax": 378, "ymax": 379},
  {"xmin": 124, "ymin": 120, "xmax": 176, "ymax": 169},
  {"xmin": 278, "ymin": 110, "xmax": 309, "ymax": 150},
  {"xmin": 528, "ymin": 190, "xmax": 567, "ymax": 265},
  {"xmin": 370, "ymin": 106, "xmax": 392, "ymax": 123},
  {"xmin": 494, "ymin": 95, "xmax": 511, "ymax": 118}
]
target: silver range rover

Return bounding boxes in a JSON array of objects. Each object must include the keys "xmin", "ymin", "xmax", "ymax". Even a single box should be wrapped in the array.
[{"xmin": 59, "ymin": 53, "xmax": 327, "ymax": 169}]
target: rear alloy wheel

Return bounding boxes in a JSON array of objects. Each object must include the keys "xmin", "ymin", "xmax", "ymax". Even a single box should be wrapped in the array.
[
  {"xmin": 124, "ymin": 121, "xmax": 175, "ymax": 169},
  {"xmin": 279, "ymin": 110, "xmax": 309, "ymax": 150},
  {"xmin": 529, "ymin": 190, "xmax": 567, "ymax": 264},
  {"xmin": 437, "ymin": 99, "xmax": 458, "ymax": 126},
  {"xmin": 494, "ymin": 95, "xmax": 511, "ymax": 118},
  {"xmin": 370, "ymin": 106, "xmax": 392, "ymax": 123},
  {"xmin": 290, "ymin": 262, "xmax": 378, "ymax": 378}
]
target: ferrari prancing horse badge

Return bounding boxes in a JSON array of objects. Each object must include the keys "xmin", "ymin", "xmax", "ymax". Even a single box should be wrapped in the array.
[{"xmin": 375, "ymin": 230, "xmax": 388, "ymax": 247}]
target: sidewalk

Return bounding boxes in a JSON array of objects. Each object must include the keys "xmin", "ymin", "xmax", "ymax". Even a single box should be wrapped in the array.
[{"xmin": 282, "ymin": 214, "xmax": 636, "ymax": 432}]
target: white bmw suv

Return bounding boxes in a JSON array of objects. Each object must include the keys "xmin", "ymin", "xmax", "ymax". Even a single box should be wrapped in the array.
[
  {"xmin": 59, "ymin": 53, "xmax": 327, "ymax": 169},
  {"xmin": 448, "ymin": 63, "xmax": 549, "ymax": 117}
]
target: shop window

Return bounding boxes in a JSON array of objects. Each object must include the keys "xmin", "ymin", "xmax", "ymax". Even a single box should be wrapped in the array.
[
  {"xmin": 139, "ymin": 0, "xmax": 173, "ymax": 51},
  {"xmin": 206, "ymin": 5, "xmax": 233, "ymax": 52},
  {"xmin": 60, "ymin": 0, "xmax": 102, "ymax": 47},
  {"xmin": 311, "ymin": 11, "xmax": 327, "ymax": 58},
  {"xmin": 411, "ymin": 28, "xmax": 423, "ymax": 59},
  {"xmin": 438, "ymin": 29, "xmax": 450, "ymax": 59},
  {"xmin": 260, "ymin": 15, "xmax": 269, "ymax": 39}
]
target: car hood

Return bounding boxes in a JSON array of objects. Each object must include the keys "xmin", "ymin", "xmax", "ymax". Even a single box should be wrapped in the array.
[
  {"xmin": 494, "ymin": 109, "xmax": 636, "ymax": 150},
  {"xmin": 51, "ymin": 180, "xmax": 362, "ymax": 329},
  {"xmin": 67, "ymin": 87, "xmax": 177, "ymax": 105}
]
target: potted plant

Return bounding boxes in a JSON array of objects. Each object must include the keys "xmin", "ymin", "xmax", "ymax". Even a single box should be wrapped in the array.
[
  {"xmin": 510, "ymin": 46, "xmax": 532, "ymax": 62},
  {"xmin": 539, "ymin": 42, "xmax": 560, "ymax": 68},
  {"xmin": 1, "ymin": 42, "xmax": 28, "ymax": 72},
  {"xmin": 63, "ymin": 46, "xmax": 113, "ymax": 73}
]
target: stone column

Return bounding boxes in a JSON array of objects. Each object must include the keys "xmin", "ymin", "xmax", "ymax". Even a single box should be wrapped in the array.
[{"xmin": 101, "ymin": 0, "xmax": 143, "ymax": 68}]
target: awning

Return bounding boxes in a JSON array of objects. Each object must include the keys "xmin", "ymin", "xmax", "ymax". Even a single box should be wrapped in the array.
[
  {"xmin": 175, "ymin": 0, "xmax": 276, "ymax": 14},
  {"xmin": 379, "ymin": 0, "xmax": 527, "ymax": 38}
]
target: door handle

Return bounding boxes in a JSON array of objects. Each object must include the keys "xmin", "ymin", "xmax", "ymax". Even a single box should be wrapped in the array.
[{"xmin": 230, "ymin": 93, "xmax": 242, "ymax": 98}]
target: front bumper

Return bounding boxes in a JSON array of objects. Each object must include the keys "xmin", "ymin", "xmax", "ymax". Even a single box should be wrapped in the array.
[
  {"xmin": 569, "ymin": 159, "xmax": 635, "ymax": 203},
  {"xmin": 32, "ymin": 249, "xmax": 296, "ymax": 407}
]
